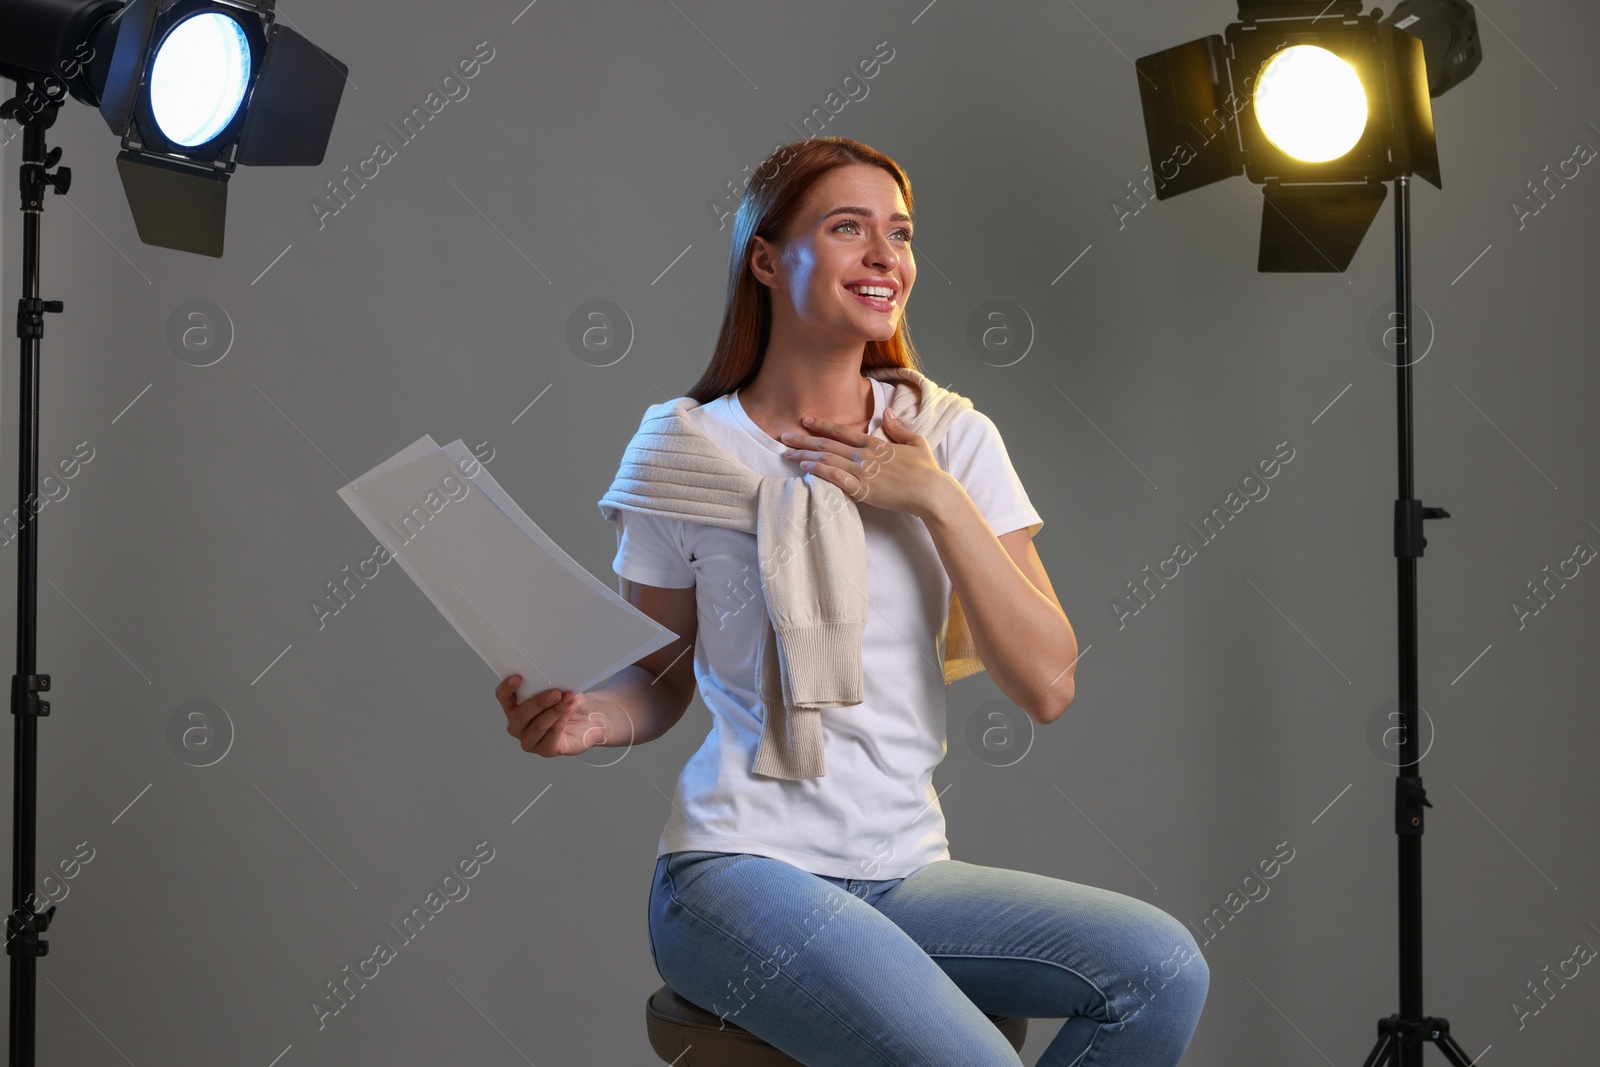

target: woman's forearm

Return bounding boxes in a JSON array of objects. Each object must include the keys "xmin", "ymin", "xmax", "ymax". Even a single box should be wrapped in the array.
[
  {"xmin": 593, "ymin": 664, "xmax": 689, "ymax": 746},
  {"xmin": 920, "ymin": 477, "xmax": 1077, "ymax": 723}
]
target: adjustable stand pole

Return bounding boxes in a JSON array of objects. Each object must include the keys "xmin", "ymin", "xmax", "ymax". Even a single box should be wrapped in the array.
[
  {"xmin": 1356, "ymin": 176, "xmax": 1474, "ymax": 1067},
  {"xmin": 2, "ymin": 78, "xmax": 69, "ymax": 1067}
]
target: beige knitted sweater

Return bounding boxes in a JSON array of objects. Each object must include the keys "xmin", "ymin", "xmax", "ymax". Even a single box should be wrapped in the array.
[{"xmin": 597, "ymin": 365, "xmax": 988, "ymax": 780}]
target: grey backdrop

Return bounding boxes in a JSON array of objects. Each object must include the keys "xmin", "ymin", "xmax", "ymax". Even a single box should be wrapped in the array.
[{"xmin": 2, "ymin": 0, "xmax": 1596, "ymax": 1063}]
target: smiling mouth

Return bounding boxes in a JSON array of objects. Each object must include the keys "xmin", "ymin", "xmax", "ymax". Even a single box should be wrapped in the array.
[{"xmin": 844, "ymin": 285, "xmax": 896, "ymax": 310}]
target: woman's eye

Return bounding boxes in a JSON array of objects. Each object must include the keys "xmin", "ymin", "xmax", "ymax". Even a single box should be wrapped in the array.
[{"xmin": 834, "ymin": 219, "xmax": 913, "ymax": 241}]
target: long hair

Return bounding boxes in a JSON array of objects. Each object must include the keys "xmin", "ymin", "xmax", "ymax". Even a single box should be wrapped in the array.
[{"xmin": 684, "ymin": 137, "xmax": 925, "ymax": 405}]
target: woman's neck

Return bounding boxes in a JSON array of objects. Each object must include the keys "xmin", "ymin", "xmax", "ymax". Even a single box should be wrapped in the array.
[{"xmin": 738, "ymin": 366, "xmax": 875, "ymax": 441}]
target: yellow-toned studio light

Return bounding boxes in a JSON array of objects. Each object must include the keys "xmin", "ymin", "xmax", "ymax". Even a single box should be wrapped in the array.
[{"xmin": 1254, "ymin": 45, "xmax": 1368, "ymax": 163}]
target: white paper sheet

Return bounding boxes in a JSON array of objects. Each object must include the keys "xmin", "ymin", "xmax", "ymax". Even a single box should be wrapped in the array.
[{"xmin": 337, "ymin": 435, "xmax": 678, "ymax": 704}]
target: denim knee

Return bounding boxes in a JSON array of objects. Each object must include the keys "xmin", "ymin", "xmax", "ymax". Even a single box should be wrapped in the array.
[{"xmin": 1104, "ymin": 903, "xmax": 1210, "ymax": 1028}]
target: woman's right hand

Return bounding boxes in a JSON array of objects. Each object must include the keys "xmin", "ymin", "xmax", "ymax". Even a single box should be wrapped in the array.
[{"xmin": 496, "ymin": 674, "xmax": 620, "ymax": 757}]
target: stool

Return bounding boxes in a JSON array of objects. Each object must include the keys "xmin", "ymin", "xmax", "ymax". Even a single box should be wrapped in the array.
[{"xmin": 646, "ymin": 982, "xmax": 1029, "ymax": 1065}]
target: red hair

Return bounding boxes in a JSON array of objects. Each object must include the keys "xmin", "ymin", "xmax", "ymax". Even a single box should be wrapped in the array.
[{"xmin": 685, "ymin": 136, "xmax": 925, "ymax": 405}]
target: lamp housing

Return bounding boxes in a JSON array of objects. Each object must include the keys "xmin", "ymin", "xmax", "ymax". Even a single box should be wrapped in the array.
[
  {"xmin": 1, "ymin": 0, "xmax": 346, "ymax": 257},
  {"xmin": 1133, "ymin": 1, "xmax": 1445, "ymax": 271}
]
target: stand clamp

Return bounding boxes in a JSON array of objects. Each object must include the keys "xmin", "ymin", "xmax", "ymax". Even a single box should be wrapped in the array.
[
  {"xmin": 1396, "ymin": 775, "xmax": 1431, "ymax": 836},
  {"xmin": 16, "ymin": 297, "xmax": 64, "ymax": 341},
  {"xmin": 1394, "ymin": 498, "xmax": 1449, "ymax": 558},
  {"xmin": 18, "ymin": 137, "xmax": 72, "ymax": 212},
  {"xmin": 11, "ymin": 674, "xmax": 51, "ymax": 717},
  {"xmin": 1361, "ymin": 1014, "xmax": 1479, "ymax": 1067},
  {"xmin": 3, "ymin": 904, "xmax": 54, "ymax": 960}
]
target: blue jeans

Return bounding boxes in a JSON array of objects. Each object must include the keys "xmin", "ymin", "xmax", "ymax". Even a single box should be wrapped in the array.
[{"xmin": 647, "ymin": 850, "xmax": 1208, "ymax": 1066}]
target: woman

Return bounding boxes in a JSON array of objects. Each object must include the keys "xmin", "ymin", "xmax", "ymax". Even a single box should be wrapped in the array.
[{"xmin": 495, "ymin": 137, "xmax": 1208, "ymax": 1066}]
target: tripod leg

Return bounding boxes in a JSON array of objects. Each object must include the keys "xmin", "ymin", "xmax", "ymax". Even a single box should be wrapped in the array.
[
  {"xmin": 1360, "ymin": 1028, "xmax": 1397, "ymax": 1067},
  {"xmin": 1430, "ymin": 1031, "xmax": 1481, "ymax": 1067}
]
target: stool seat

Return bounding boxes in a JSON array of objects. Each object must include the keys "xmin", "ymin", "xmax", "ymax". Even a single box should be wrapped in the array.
[{"xmin": 646, "ymin": 982, "xmax": 1029, "ymax": 1065}]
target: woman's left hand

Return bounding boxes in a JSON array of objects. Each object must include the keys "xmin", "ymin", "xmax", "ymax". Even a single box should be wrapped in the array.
[{"xmin": 779, "ymin": 408, "xmax": 955, "ymax": 521}]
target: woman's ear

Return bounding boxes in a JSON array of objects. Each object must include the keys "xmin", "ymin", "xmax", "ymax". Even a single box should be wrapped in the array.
[{"xmin": 748, "ymin": 235, "xmax": 780, "ymax": 289}]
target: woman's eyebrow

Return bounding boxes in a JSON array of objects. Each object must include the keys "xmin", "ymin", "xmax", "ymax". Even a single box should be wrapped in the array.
[{"xmin": 822, "ymin": 206, "xmax": 912, "ymax": 224}]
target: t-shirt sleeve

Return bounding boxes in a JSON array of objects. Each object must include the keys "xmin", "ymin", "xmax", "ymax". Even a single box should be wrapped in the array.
[
  {"xmin": 612, "ymin": 509, "xmax": 696, "ymax": 589},
  {"xmin": 940, "ymin": 408, "xmax": 1043, "ymax": 538}
]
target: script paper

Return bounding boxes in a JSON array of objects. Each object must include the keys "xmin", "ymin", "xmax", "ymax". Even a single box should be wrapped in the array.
[{"xmin": 337, "ymin": 436, "xmax": 678, "ymax": 704}]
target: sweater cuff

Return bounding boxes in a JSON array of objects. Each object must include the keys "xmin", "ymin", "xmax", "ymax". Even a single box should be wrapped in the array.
[{"xmin": 775, "ymin": 621, "xmax": 864, "ymax": 707}]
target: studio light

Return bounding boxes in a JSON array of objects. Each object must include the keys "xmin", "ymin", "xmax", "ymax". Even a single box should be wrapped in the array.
[
  {"xmin": 1132, "ymin": 5, "xmax": 1490, "ymax": 1066},
  {"xmin": 0, "ymin": 0, "xmax": 348, "ymax": 256},
  {"xmin": 1132, "ymin": 0, "xmax": 1479, "ymax": 271},
  {"xmin": 2, "ymin": 4, "xmax": 347, "ymax": 1063}
]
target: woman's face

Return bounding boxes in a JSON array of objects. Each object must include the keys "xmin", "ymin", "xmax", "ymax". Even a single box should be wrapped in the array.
[{"xmin": 750, "ymin": 163, "xmax": 916, "ymax": 345}]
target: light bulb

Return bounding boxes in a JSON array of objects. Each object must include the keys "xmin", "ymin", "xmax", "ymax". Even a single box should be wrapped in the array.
[
  {"xmin": 1254, "ymin": 45, "xmax": 1368, "ymax": 163},
  {"xmin": 150, "ymin": 13, "xmax": 253, "ymax": 148}
]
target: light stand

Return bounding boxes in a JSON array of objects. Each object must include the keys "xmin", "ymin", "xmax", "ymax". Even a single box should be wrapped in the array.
[
  {"xmin": 1131, "ymin": 3, "xmax": 1488, "ymax": 1062},
  {"xmin": 1361, "ymin": 170, "xmax": 1467, "ymax": 1067},
  {"xmin": 0, "ymin": 79, "xmax": 68, "ymax": 1067},
  {"xmin": 0, "ymin": 1, "xmax": 346, "ymax": 1058}
]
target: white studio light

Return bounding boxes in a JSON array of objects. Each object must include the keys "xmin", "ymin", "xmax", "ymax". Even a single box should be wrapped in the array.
[
  {"xmin": 148, "ymin": 11, "xmax": 253, "ymax": 147},
  {"xmin": 1254, "ymin": 45, "xmax": 1368, "ymax": 163}
]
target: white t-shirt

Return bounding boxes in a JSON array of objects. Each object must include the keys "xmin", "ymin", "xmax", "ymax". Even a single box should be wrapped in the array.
[{"xmin": 611, "ymin": 376, "xmax": 1042, "ymax": 879}]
